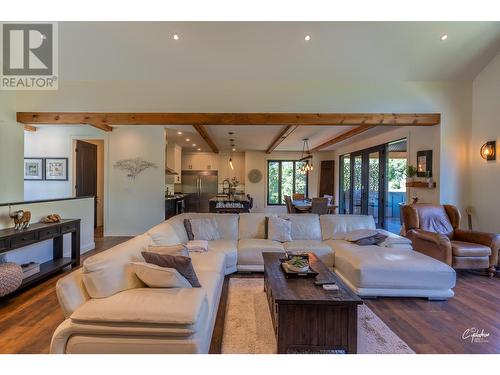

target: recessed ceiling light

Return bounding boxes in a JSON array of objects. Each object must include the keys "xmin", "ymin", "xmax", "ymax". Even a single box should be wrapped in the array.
[
  {"xmin": 186, "ymin": 138, "xmax": 190, "ymax": 142},
  {"xmin": 304, "ymin": 35, "xmax": 311, "ymax": 41},
  {"xmin": 232, "ymin": 148, "xmax": 236, "ymax": 152},
  {"xmin": 197, "ymin": 148, "xmax": 201, "ymax": 151},
  {"xmin": 177, "ymin": 131, "xmax": 183, "ymax": 135},
  {"xmin": 192, "ymin": 143, "xmax": 196, "ymax": 147},
  {"xmin": 441, "ymin": 34, "xmax": 448, "ymax": 41},
  {"xmin": 173, "ymin": 34, "xmax": 180, "ymax": 40}
]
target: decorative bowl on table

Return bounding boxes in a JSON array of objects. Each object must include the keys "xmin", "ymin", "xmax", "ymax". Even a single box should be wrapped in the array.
[{"xmin": 284, "ymin": 256, "xmax": 310, "ymax": 273}]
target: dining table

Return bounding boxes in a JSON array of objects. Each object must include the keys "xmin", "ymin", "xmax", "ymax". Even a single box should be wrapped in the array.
[{"xmin": 292, "ymin": 199, "xmax": 338, "ymax": 213}]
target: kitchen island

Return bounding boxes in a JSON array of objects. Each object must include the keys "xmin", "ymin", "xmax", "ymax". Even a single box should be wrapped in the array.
[{"xmin": 209, "ymin": 195, "xmax": 251, "ymax": 213}]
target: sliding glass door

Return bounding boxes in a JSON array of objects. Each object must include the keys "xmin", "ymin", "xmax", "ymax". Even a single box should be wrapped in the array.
[{"xmin": 340, "ymin": 145, "xmax": 386, "ymax": 227}]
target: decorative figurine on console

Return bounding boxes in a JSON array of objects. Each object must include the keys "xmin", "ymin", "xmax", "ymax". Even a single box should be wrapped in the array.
[{"xmin": 9, "ymin": 210, "xmax": 32, "ymax": 230}]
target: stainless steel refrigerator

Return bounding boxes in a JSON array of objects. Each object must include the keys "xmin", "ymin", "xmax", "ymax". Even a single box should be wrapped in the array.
[{"xmin": 182, "ymin": 170, "xmax": 218, "ymax": 212}]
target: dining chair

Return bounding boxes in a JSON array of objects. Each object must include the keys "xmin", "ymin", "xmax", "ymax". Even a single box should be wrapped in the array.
[
  {"xmin": 311, "ymin": 197, "xmax": 329, "ymax": 215},
  {"xmin": 284, "ymin": 195, "xmax": 296, "ymax": 214},
  {"xmin": 292, "ymin": 193, "xmax": 305, "ymax": 200}
]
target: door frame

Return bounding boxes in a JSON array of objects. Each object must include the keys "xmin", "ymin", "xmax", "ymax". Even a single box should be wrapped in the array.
[{"xmin": 70, "ymin": 135, "xmax": 109, "ymax": 235}]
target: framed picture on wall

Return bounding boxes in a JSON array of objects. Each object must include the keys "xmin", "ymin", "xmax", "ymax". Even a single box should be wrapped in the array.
[
  {"xmin": 44, "ymin": 158, "xmax": 68, "ymax": 181},
  {"xmin": 417, "ymin": 150, "xmax": 433, "ymax": 177},
  {"xmin": 24, "ymin": 158, "xmax": 44, "ymax": 180}
]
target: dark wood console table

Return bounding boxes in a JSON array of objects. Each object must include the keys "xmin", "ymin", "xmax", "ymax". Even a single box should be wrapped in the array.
[{"xmin": 0, "ymin": 219, "xmax": 80, "ymax": 295}]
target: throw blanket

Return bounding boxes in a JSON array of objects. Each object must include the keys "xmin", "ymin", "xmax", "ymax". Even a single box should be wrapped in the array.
[
  {"xmin": 187, "ymin": 240, "xmax": 209, "ymax": 253},
  {"xmin": 377, "ymin": 235, "xmax": 412, "ymax": 248}
]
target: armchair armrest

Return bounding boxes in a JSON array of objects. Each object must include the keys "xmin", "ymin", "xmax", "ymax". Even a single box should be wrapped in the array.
[
  {"xmin": 406, "ymin": 229, "xmax": 452, "ymax": 266},
  {"xmin": 454, "ymin": 229, "xmax": 500, "ymax": 267}
]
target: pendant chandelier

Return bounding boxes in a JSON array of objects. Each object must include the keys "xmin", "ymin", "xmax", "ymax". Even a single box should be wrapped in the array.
[{"xmin": 299, "ymin": 138, "xmax": 313, "ymax": 174}]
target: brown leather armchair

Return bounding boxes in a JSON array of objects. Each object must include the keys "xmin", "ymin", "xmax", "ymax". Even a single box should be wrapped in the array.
[{"xmin": 401, "ymin": 203, "xmax": 499, "ymax": 277}]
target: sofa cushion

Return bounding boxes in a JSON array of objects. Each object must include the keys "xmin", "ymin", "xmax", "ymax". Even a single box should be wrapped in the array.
[
  {"xmin": 284, "ymin": 240, "xmax": 334, "ymax": 267},
  {"xmin": 239, "ymin": 213, "xmax": 275, "ymax": 239},
  {"xmin": 327, "ymin": 239, "xmax": 456, "ymax": 290},
  {"xmin": 320, "ymin": 215, "xmax": 376, "ymax": 240},
  {"xmin": 190, "ymin": 251, "xmax": 226, "ymax": 275},
  {"xmin": 280, "ymin": 214, "xmax": 322, "ymax": 240},
  {"xmin": 206, "ymin": 240, "xmax": 238, "ymax": 273},
  {"xmin": 147, "ymin": 221, "xmax": 184, "ymax": 246},
  {"xmin": 130, "ymin": 262, "xmax": 192, "ymax": 288},
  {"xmin": 451, "ymin": 241, "xmax": 491, "ymax": 257},
  {"xmin": 82, "ymin": 234, "xmax": 153, "ymax": 299},
  {"xmin": 237, "ymin": 239, "xmax": 285, "ymax": 265},
  {"xmin": 70, "ymin": 287, "xmax": 208, "ymax": 334}
]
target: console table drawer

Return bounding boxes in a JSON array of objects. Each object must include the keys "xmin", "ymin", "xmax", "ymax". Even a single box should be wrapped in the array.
[
  {"xmin": 61, "ymin": 222, "xmax": 77, "ymax": 234},
  {"xmin": 0, "ymin": 239, "xmax": 9, "ymax": 252},
  {"xmin": 39, "ymin": 226, "xmax": 60, "ymax": 240},
  {"xmin": 10, "ymin": 232, "xmax": 37, "ymax": 249}
]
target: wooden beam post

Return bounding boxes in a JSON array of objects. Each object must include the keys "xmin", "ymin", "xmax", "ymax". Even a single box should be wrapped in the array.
[
  {"xmin": 192, "ymin": 124, "xmax": 219, "ymax": 153},
  {"xmin": 310, "ymin": 126, "xmax": 376, "ymax": 152},
  {"xmin": 265, "ymin": 125, "xmax": 299, "ymax": 154},
  {"xmin": 23, "ymin": 124, "xmax": 37, "ymax": 132}
]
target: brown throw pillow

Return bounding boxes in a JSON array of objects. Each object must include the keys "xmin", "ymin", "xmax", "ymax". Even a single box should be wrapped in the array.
[
  {"xmin": 184, "ymin": 219, "xmax": 194, "ymax": 241},
  {"xmin": 141, "ymin": 251, "xmax": 201, "ymax": 287},
  {"xmin": 353, "ymin": 233, "xmax": 388, "ymax": 246}
]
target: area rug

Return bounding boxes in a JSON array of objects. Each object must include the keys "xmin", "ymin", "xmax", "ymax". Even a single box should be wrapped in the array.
[{"xmin": 221, "ymin": 278, "xmax": 415, "ymax": 354}]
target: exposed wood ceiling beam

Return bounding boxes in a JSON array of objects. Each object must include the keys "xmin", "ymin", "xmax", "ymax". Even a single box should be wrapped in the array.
[
  {"xmin": 17, "ymin": 112, "xmax": 440, "ymax": 126},
  {"xmin": 192, "ymin": 124, "xmax": 219, "ymax": 154},
  {"xmin": 310, "ymin": 126, "xmax": 377, "ymax": 152},
  {"xmin": 265, "ymin": 125, "xmax": 299, "ymax": 154},
  {"xmin": 23, "ymin": 124, "xmax": 37, "ymax": 132},
  {"xmin": 88, "ymin": 122, "xmax": 114, "ymax": 132}
]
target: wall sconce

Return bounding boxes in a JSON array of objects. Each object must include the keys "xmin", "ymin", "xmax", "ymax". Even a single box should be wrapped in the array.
[{"xmin": 480, "ymin": 141, "xmax": 496, "ymax": 161}]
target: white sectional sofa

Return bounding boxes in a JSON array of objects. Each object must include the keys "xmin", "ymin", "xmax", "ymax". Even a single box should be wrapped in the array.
[{"xmin": 51, "ymin": 213, "xmax": 456, "ymax": 354}]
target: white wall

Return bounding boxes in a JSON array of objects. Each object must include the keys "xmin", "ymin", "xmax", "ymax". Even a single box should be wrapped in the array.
[
  {"xmin": 0, "ymin": 197, "xmax": 95, "ymax": 264},
  {"xmin": 23, "ymin": 125, "xmax": 165, "ymax": 236},
  {"xmin": 24, "ymin": 126, "xmax": 104, "ymax": 200},
  {"xmin": 471, "ymin": 52, "xmax": 500, "ymax": 232},
  {"xmin": 0, "ymin": 92, "xmax": 24, "ymax": 203},
  {"xmin": 106, "ymin": 126, "xmax": 165, "ymax": 235}
]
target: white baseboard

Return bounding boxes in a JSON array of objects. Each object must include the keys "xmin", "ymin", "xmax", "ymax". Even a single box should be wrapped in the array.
[{"xmin": 81, "ymin": 242, "xmax": 95, "ymax": 254}]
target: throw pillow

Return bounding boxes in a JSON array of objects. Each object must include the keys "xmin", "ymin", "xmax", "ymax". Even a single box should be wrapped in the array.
[
  {"xmin": 148, "ymin": 244, "xmax": 189, "ymax": 257},
  {"xmin": 267, "ymin": 217, "xmax": 292, "ymax": 242},
  {"xmin": 142, "ymin": 251, "xmax": 201, "ymax": 287},
  {"xmin": 340, "ymin": 229, "xmax": 379, "ymax": 242},
  {"xmin": 131, "ymin": 262, "xmax": 192, "ymax": 288},
  {"xmin": 183, "ymin": 219, "xmax": 195, "ymax": 241},
  {"xmin": 353, "ymin": 233, "xmax": 388, "ymax": 246},
  {"xmin": 189, "ymin": 218, "xmax": 220, "ymax": 241}
]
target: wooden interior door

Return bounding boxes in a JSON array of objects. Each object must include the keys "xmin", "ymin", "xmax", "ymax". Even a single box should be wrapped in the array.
[
  {"xmin": 75, "ymin": 140, "xmax": 97, "ymax": 228},
  {"xmin": 319, "ymin": 160, "xmax": 335, "ymax": 197}
]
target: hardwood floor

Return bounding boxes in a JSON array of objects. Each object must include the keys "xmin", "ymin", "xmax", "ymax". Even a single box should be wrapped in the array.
[
  {"xmin": 0, "ymin": 236, "xmax": 498, "ymax": 354},
  {"xmin": 0, "ymin": 235, "xmax": 130, "ymax": 354}
]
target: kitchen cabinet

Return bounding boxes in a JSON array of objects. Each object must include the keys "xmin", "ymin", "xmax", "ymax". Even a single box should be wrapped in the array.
[
  {"xmin": 182, "ymin": 152, "xmax": 219, "ymax": 171},
  {"xmin": 166, "ymin": 143, "xmax": 182, "ymax": 184}
]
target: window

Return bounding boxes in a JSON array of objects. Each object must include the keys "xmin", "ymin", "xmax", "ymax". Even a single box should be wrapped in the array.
[{"xmin": 267, "ymin": 160, "xmax": 308, "ymax": 205}]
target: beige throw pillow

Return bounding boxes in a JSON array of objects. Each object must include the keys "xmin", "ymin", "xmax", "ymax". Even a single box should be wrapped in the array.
[
  {"xmin": 131, "ymin": 262, "xmax": 192, "ymax": 288},
  {"xmin": 267, "ymin": 217, "xmax": 292, "ymax": 242}
]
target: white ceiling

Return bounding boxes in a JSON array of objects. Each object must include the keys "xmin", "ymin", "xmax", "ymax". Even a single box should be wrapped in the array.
[
  {"xmin": 60, "ymin": 22, "xmax": 500, "ymax": 81},
  {"xmin": 56, "ymin": 22, "xmax": 500, "ymax": 152}
]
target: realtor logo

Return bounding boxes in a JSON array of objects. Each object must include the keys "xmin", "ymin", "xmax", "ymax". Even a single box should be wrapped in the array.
[{"xmin": 1, "ymin": 22, "xmax": 58, "ymax": 90}]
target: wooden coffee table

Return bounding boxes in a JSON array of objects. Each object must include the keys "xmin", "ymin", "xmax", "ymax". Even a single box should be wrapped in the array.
[{"xmin": 263, "ymin": 252, "xmax": 363, "ymax": 354}]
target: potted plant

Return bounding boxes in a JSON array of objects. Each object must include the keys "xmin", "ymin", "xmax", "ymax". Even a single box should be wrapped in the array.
[{"xmin": 406, "ymin": 165, "xmax": 417, "ymax": 183}]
